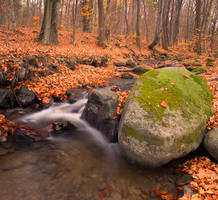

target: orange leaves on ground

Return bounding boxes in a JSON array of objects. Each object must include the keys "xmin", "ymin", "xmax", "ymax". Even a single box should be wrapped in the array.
[
  {"xmin": 154, "ymin": 189, "xmax": 176, "ymax": 200},
  {"xmin": 0, "ymin": 114, "xmax": 16, "ymax": 142},
  {"xmin": 183, "ymin": 74, "xmax": 191, "ymax": 79},
  {"xmin": 178, "ymin": 156, "xmax": 218, "ymax": 200},
  {"xmin": 111, "ymin": 86, "xmax": 130, "ymax": 115}
]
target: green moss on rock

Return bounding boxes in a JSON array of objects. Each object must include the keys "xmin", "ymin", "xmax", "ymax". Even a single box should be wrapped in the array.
[
  {"xmin": 121, "ymin": 72, "xmax": 134, "ymax": 79},
  {"xmin": 184, "ymin": 62, "xmax": 202, "ymax": 67},
  {"xmin": 206, "ymin": 62, "xmax": 215, "ymax": 67},
  {"xmin": 192, "ymin": 68, "xmax": 207, "ymax": 73},
  {"xmin": 129, "ymin": 67, "xmax": 213, "ymax": 121}
]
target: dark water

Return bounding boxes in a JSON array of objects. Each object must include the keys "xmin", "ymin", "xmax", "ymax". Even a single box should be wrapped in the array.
[
  {"xmin": 0, "ymin": 97, "xmax": 179, "ymax": 200},
  {"xmin": 0, "ymin": 129, "xmax": 178, "ymax": 200}
]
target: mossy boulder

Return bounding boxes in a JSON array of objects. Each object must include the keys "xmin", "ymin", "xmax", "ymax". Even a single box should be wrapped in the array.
[
  {"xmin": 132, "ymin": 66, "xmax": 150, "ymax": 75},
  {"xmin": 184, "ymin": 62, "xmax": 202, "ymax": 67},
  {"xmin": 192, "ymin": 68, "xmax": 207, "ymax": 74},
  {"xmin": 121, "ymin": 72, "xmax": 134, "ymax": 79},
  {"xmin": 206, "ymin": 62, "xmax": 214, "ymax": 67},
  {"xmin": 118, "ymin": 67, "xmax": 213, "ymax": 167}
]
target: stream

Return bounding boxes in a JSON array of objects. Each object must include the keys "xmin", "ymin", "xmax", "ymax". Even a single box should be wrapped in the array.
[{"xmin": 0, "ymin": 91, "xmax": 180, "ymax": 200}]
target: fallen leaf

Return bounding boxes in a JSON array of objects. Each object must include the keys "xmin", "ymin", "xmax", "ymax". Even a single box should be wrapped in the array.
[{"xmin": 161, "ymin": 101, "xmax": 167, "ymax": 108}]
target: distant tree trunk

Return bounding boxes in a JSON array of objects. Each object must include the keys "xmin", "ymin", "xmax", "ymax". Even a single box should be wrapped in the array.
[
  {"xmin": 172, "ymin": 0, "xmax": 183, "ymax": 45},
  {"xmin": 185, "ymin": 0, "xmax": 191, "ymax": 42},
  {"xmin": 10, "ymin": 0, "xmax": 16, "ymax": 31},
  {"xmin": 136, "ymin": 0, "xmax": 141, "ymax": 48},
  {"xmin": 97, "ymin": 0, "xmax": 105, "ymax": 46},
  {"xmin": 210, "ymin": 2, "xmax": 218, "ymax": 52},
  {"xmin": 148, "ymin": 0, "xmax": 163, "ymax": 50},
  {"xmin": 194, "ymin": 0, "xmax": 201, "ymax": 54},
  {"xmin": 161, "ymin": 0, "xmax": 171, "ymax": 50},
  {"xmin": 142, "ymin": 0, "xmax": 149, "ymax": 42},
  {"xmin": 124, "ymin": 0, "xmax": 129, "ymax": 37},
  {"xmin": 72, "ymin": 0, "xmax": 78, "ymax": 45},
  {"xmin": 38, "ymin": 0, "xmax": 60, "ymax": 45}
]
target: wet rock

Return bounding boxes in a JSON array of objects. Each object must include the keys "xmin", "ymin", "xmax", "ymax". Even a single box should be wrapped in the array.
[
  {"xmin": 114, "ymin": 62, "xmax": 126, "ymax": 67},
  {"xmin": 132, "ymin": 66, "xmax": 149, "ymax": 75},
  {"xmin": 27, "ymin": 56, "xmax": 38, "ymax": 67},
  {"xmin": 65, "ymin": 59, "xmax": 76, "ymax": 71},
  {"xmin": 0, "ymin": 88, "xmax": 15, "ymax": 108},
  {"xmin": 17, "ymin": 86, "xmax": 36, "ymax": 107},
  {"xmin": 118, "ymin": 67, "xmax": 213, "ymax": 167},
  {"xmin": 126, "ymin": 60, "xmax": 136, "ymax": 68},
  {"xmin": 121, "ymin": 72, "xmax": 134, "ymax": 79},
  {"xmin": 76, "ymin": 55, "xmax": 109, "ymax": 67},
  {"xmin": 204, "ymin": 128, "xmax": 218, "ymax": 161},
  {"xmin": 82, "ymin": 88, "xmax": 119, "ymax": 142}
]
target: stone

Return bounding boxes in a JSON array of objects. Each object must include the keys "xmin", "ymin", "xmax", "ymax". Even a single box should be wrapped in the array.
[
  {"xmin": 17, "ymin": 85, "xmax": 36, "ymax": 107},
  {"xmin": 0, "ymin": 88, "xmax": 15, "ymax": 108},
  {"xmin": 132, "ymin": 66, "xmax": 150, "ymax": 75},
  {"xmin": 82, "ymin": 88, "xmax": 119, "ymax": 142},
  {"xmin": 204, "ymin": 128, "xmax": 218, "ymax": 161},
  {"xmin": 126, "ymin": 60, "xmax": 136, "ymax": 68},
  {"xmin": 118, "ymin": 67, "xmax": 213, "ymax": 167}
]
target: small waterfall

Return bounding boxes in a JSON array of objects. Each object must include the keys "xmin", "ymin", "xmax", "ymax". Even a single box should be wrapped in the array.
[{"xmin": 19, "ymin": 98, "xmax": 113, "ymax": 154}]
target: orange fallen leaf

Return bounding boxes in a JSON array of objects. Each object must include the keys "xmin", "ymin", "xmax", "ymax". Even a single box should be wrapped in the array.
[
  {"xmin": 161, "ymin": 101, "xmax": 167, "ymax": 108},
  {"xmin": 154, "ymin": 189, "xmax": 167, "ymax": 195},
  {"xmin": 183, "ymin": 74, "xmax": 190, "ymax": 79}
]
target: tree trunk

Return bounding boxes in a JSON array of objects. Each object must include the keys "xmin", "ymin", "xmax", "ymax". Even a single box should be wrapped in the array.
[
  {"xmin": 161, "ymin": 0, "xmax": 171, "ymax": 50},
  {"xmin": 38, "ymin": 0, "xmax": 60, "ymax": 45},
  {"xmin": 124, "ymin": 0, "xmax": 129, "ymax": 37},
  {"xmin": 72, "ymin": 0, "xmax": 78, "ymax": 45},
  {"xmin": 172, "ymin": 0, "xmax": 183, "ymax": 45},
  {"xmin": 97, "ymin": 0, "xmax": 105, "ymax": 46},
  {"xmin": 136, "ymin": 0, "xmax": 141, "ymax": 48},
  {"xmin": 148, "ymin": 0, "xmax": 163, "ymax": 50},
  {"xmin": 10, "ymin": 0, "xmax": 16, "ymax": 31},
  {"xmin": 194, "ymin": 0, "xmax": 202, "ymax": 54}
]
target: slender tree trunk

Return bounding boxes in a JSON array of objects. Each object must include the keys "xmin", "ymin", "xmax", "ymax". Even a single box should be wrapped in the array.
[
  {"xmin": 124, "ymin": 0, "xmax": 129, "ymax": 37},
  {"xmin": 194, "ymin": 0, "xmax": 202, "ymax": 54},
  {"xmin": 185, "ymin": 0, "xmax": 191, "ymax": 42},
  {"xmin": 72, "ymin": 0, "xmax": 78, "ymax": 45},
  {"xmin": 142, "ymin": 0, "xmax": 149, "ymax": 42},
  {"xmin": 161, "ymin": 0, "xmax": 171, "ymax": 50},
  {"xmin": 148, "ymin": 0, "xmax": 163, "ymax": 50},
  {"xmin": 97, "ymin": 0, "xmax": 105, "ymax": 46},
  {"xmin": 172, "ymin": 0, "xmax": 183, "ymax": 45},
  {"xmin": 136, "ymin": 0, "xmax": 141, "ymax": 48},
  {"xmin": 10, "ymin": 0, "xmax": 16, "ymax": 31},
  {"xmin": 38, "ymin": 0, "xmax": 60, "ymax": 45}
]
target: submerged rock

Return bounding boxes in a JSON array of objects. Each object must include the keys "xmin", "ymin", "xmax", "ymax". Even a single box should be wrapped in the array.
[
  {"xmin": 82, "ymin": 88, "xmax": 119, "ymax": 142},
  {"xmin": 118, "ymin": 67, "xmax": 213, "ymax": 167},
  {"xmin": 204, "ymin": 128, "xmax": 218, "ymax": 161}
]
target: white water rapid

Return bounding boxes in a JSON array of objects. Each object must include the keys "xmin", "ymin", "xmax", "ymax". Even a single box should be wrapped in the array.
[{"xmin": 19, "ymin": 99, "xmax": 116, "ymax": 155}]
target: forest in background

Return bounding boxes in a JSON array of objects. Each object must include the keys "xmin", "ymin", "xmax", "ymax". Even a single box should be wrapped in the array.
[{"xmin": 0, "ymin": 0, "xmax": 217, "ymax": 55}]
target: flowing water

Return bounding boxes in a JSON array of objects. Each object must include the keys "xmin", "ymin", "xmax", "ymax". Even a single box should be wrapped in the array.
[{"xmin": 0, "ymin": 98, "xmax": 179, "ymax": 200}]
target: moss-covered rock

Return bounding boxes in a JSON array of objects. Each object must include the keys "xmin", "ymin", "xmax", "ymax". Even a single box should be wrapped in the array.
[
  {"xmin": 121, "ymin": 72, "xmax": 134, "ymax": 79},
  {"xmin": 184, "ymin": 62, "xmax": 202, "ymax": 67},
  {"xmin": 132, "ymin": 66, "xmax": 150, "ymax": 75},
  {"xmin": 192, "ymin": 68, "xmax": 207, "ymax": 74},
  {"xmin": 118, "ymin": 67, "xmax": 213, "ymax": 167},
  {"xmin": 206, "ymin": 62, "xmax": 215, "ymax": 67}
]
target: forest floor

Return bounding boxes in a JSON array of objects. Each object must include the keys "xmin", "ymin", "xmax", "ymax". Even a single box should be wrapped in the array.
[{"xmin": 0, "ymin": 28, "xmax": 218, "ymax": 200}]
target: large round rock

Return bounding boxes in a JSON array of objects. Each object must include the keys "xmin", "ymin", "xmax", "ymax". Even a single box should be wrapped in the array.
[{"xmin": 118, "ymin": 67, "xmax": 213, "ymax": 167}]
